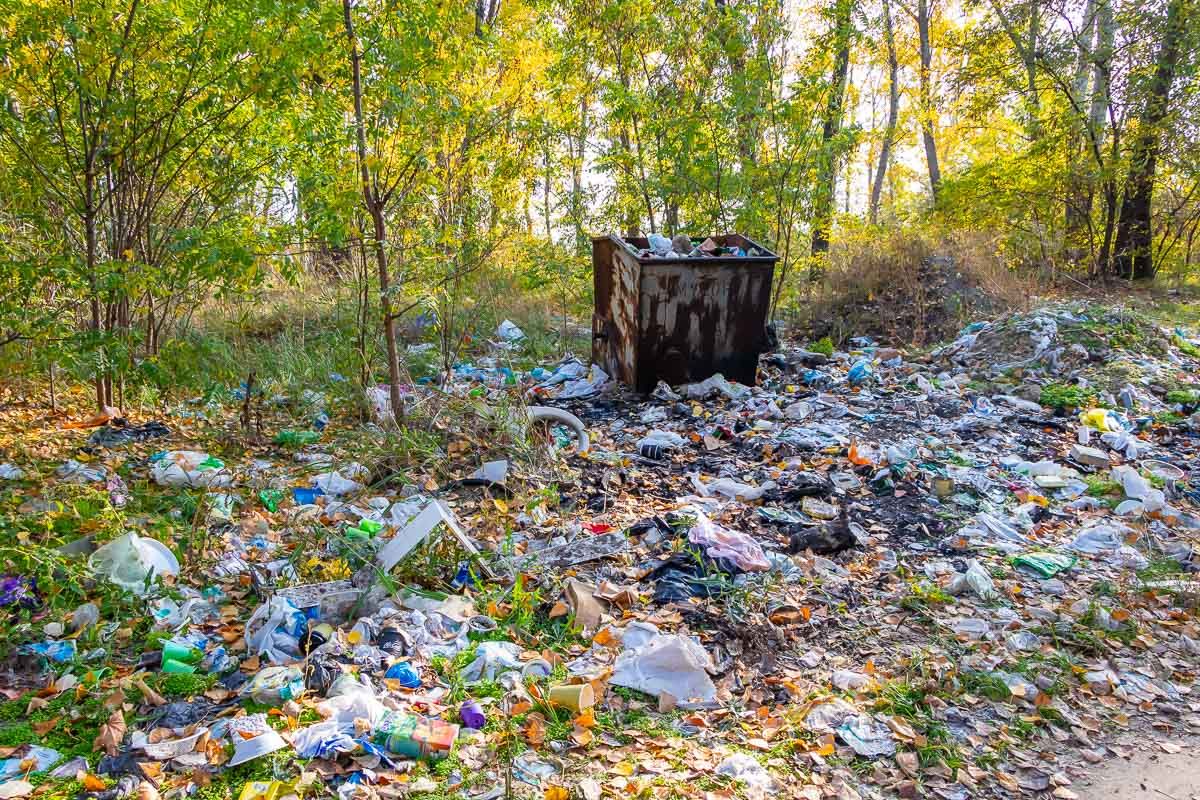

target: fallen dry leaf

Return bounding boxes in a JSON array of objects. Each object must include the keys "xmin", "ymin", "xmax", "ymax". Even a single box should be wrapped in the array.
[
  {"xmin": 0, "ymin": 780, "xmax": 33, "ymax": 799},
  {"xmin": 94, "ymin": 709, "xmax": 127, "ymax": 756},
  {"xmin": 80, "ymin": 774, "xmax": 108, "ymax": 792},
  {"xmin": 31, "ymin": 717, "xmax": 59, "ymax": 736},
  {"xmin": 134, "ymin": 677, "xmax": 166, "ymax": 707},
  {"xmin": 578, "ymin": 778, "xmax": 601, "ymax": 800}
]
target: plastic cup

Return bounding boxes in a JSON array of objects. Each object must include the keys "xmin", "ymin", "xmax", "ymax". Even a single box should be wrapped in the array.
[
  {"xmin": 162, "ymin": 658, "xmax": 197, "ymax": 674},
  {"xmin": 162, "ymin": 640, "xmax": 202, "ymax": 664},
  {"xmin": 547, "ymin": 683, "xmax": 594, "ymax": 713}
]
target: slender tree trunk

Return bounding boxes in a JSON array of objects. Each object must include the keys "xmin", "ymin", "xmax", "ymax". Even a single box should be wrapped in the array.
[
  {"xmin": 1064, "ymin": 0, "xmax": 1095, "ymax": 257},
  {"xmin": 84, "ymin": 168, "xmax": 110, "ymax": 411},
  {"xmin": 1090, "ymin": 0, "xmax": 1114, "ymax": 274},
  {"xmin": 1089, "ymin": 0, "xmax": 1112, "ymax": 146},
  {"xmin": 343, "ymin": 0, "xmax": 403, "ymax": 423},
  {"xmin": 916, "ymin": 0, "xmax": 941, "ymax": 201},
  {"xmin": 811, "ymin": 0, "xmax": 854, "ymax": 257},
  {"xmin": 571, "ymin": 95, "xmax": 589, "ymax": 253},
  {"xmin": 1024, "ymin": 1, "xmax": 1039, "ymax": 138},
  {"xmin": 870, "ymin": 0, "xmax": 899, "ymax": 224},
  {"xmin": 1113, "ymin": 0, "xmax": 1186, "ymax": 281}
]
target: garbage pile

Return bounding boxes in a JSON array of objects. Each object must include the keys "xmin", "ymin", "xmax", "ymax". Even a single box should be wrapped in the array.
[
  {"xmin": 1, "ymin": 303, "xmax": 1198, "ymax": 800},
  {"xmin": 618, "ymin": 234, "xmax": 770, "ymax": 260}
]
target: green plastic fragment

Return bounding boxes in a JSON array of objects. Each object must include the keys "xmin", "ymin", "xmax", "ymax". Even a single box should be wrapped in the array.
[
  {"xmin": 1011, "ymin": 552, "xmax": 1077, "ymax": 578},
  {"xmin": 259, "ymin": 488, "xmax": 284, "ymax": 512},
  {"xmin": 275, "ymin": 430, "xmax": 320, "ymax": 447}
]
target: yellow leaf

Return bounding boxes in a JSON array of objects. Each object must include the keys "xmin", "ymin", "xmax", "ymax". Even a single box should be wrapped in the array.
[
  {"xmin": 544, "ymin": 787, "xmax": 569, "ymax": 800},
  {"xmin": 81, "ymin": 774, "xmax": 107, "ymax": 792},
  {"xmin": 492, "ymin": 498, "xmax": 509, "ymax": 514}
]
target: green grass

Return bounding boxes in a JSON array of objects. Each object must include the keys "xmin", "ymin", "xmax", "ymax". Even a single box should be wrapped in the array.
[
  {"xmin": 958, "ymin": 671, "xmax": 1011, "ymax": 701},
  {"xmin": 1137, "ymin": 555, "xmax": 1187, "ymax": 583},
  {"xmin": 1039, "ymin": 382, "xmax": 1098, "ymax": 410},
  {"xmin": 899, "ymin": 580, "xmax": 953, "ymax": 614},
  {"xmin": 1165, "ymin": 389, "xmax": 1200, "ymax": 406},
  {"xmin": 1084, "ymin": 475, "xmax": 1121, "ymax": 497},
  {"xmin": 871, "ymin": 681, "xmax": 964, "ymax": 768},
  {"xmin": 809, "ymin": 336, "xmax": 835, "ymax": 356}
]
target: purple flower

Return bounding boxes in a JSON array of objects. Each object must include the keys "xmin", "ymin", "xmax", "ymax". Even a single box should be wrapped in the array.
[{"xmin": 0, "ymin": 575, "xmax": 38, "ymax": 609}]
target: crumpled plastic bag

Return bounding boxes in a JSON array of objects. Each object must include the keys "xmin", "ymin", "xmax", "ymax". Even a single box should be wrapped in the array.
[
  {"xmin": 0, "ymin": 463, "xmax": 24, "ymax": 480},
  {"xmin": 685, "ymin": 506, "xmax": 770, "ymax": 572},
  {"xmin": 461, "ymin": 640, "xmax": 524, "ymax": 682},
  {"xmin": 1112, "ymin": 465, "xmax": 1166, "ymax": 511},
  {"xmin": 245, "ymin": 597, "xmax": 307, "ymax": 663},
  {"xmin": 534, "ymin": 359, "xmax": 587, "ymax": 389},
  {"xmin": 610, "ymin": 633, "xmax": 717, "ymax": 707},
  {"xmin": 57, "ymin": 459, "xmax": 107, "ymax": 483},
  {"xmin": 496, "ymin": 320, "xmax": 525, "ymax": 341},
  {"xmin": 292, "ymin": 720, "xmax": 358, "ymax": 759},
  {"xmin": 556, "ymin": 364, "xmax": 609, "ymax": 399},
  {"xmin": 689, "ymin": 474, "xmax": 777, "ymax": 502},
  {"xmin": 239, "ymin": 665, "xmax": 305, "ymax": 704},
  {"xmin": 1068, "ymin": 522, "xmax": 1132, "ymax": 554},
  {"xmin": 715, "ymin": 753, "xmax": 777, "ymax": 797},
  {"xmin": 1101, "ymin": 431, "xmax": 1148, "ymax": 460},
  {"xmin": 319, "ymin": 675, "xmax": 388, "ymax": 730},
  {"xmin": 89, "ymin": 533, "xmax": 179, "ymax": 595},
  {"xmin": 314, "ymin": 463, "xmax": 369, "ymax": 496},
  {"xmin": 831, "ymin": 669, "xmax": 870, "ymax": 691},
  {"xmin": 680, "ymin": 373, "xmax": 749, "ymax": 401},
  {"xmin": 151, "ymin": 451, "xmax": 231, "ymax": 488},
  {"xmin": 639, "ymin": 430, "xmax": 687, "ymax": 451},
  {"xmin": 836, "ymin": 714, "xmax": 896, "ymax": 757},
  {"xmin": 947, "ymin": 559, "xmax": 1000, "ymax": 601}
]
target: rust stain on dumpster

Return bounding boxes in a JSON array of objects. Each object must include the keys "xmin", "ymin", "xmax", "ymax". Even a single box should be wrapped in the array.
[{"xmin": 592, "ymin": 234, "xmax": 777, "ymax": 394}]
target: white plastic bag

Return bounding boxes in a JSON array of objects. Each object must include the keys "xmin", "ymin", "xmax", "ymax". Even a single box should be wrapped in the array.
[
  {"xmin": 89, "ymin": 533, "xmax": 179, "ymax": 595},
  {"xmin": 715, "ymin": 753, "xmax": 777, "ymax": 797},
  {"xmin": 151, "ymin": 451, "xmax": 231, "ymax": 488},
  {"xmin": 610, "ymin": 633, "xmax": 717, "ymax": 707},
  {"xmin": 245, "ymin": 597, "xmax": 306, "ymax": 663}
]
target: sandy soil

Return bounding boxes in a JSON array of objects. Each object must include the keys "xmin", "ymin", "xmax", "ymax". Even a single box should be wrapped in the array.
[{"xmin": 1076, "ymin": 736, "xmax": 1200, "ymax": 800}]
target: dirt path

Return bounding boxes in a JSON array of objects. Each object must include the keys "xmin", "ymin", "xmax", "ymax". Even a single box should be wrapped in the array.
[{"xmin": 1076, "ymin": 736, "xmax": 1200, "ymax": 800}]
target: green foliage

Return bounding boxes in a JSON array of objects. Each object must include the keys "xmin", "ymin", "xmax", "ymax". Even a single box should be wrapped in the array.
[
  {"xmin": 872, "ymin": 681, "xmax": 964, "ymax": 768},
  {"xmin": 1084, "ymin": 475, "xmax": 1122, "ymax": 497},
  {"xmin": 1165, "ymin": 389, "xmax": 1200, "ymax": 406},
  {"xmin": 1039, "ymin": 383, "xmax": 1098, "ymax": 410},
  {"xmin": 809, "ymin": 336, "xmax": 835, "ymax": 356}
]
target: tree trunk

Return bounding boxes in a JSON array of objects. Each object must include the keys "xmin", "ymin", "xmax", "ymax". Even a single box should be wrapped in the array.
[
  {"xmin": 84, "ymin": 167, "xmax": 110, "ymax": 411},
  {"xmin": 1064, "ymin": 0, "xmax": 1095, "ymax": 259},
  {"xmin": 1089, "ymin": 0, "xmax": 1112, "ymax": 147},
  {"xmin": 916, "ymin": 0, "xmax": 941, "ymax": 201},
  {"xmin": 1024, "ymin": 1, "xmax": 1039, "ymax": 138},
  {"xmin": 570, "ymin": 95, "xmax": 589, "ymax": 253},
  {"xmin": 870, "ymin": 0, "xmax": 899, "ymax": 224},
  {"xmin": 811, "ymin": 0, "xmax": 854, "ymax": 257},
  {"xmin": 343, "ymin": 0, "xmax": 403, "ymax": 423},
  {"xmin": 1113, "ymin": 0, "xmax": 1186, "ymax": 281}
]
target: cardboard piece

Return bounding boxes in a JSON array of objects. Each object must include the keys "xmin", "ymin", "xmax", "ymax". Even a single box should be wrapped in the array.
[{"xmin": 375, "ymin": 500, "xmax": 496, "ymax": 579}]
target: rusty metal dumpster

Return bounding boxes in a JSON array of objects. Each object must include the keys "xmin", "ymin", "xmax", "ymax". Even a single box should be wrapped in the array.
[{"xmin": 591, "ymin": 234, "xmax": 778, "ymax": 394}]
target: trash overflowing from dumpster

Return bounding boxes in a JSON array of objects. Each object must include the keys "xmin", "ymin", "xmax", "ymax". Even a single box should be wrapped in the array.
[{"xmin": 1, "ymin": 301, "xmax": 1199, "ymax": 800}]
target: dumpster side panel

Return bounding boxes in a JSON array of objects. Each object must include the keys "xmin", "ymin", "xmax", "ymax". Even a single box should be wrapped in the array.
[
  {"xmin": 636, "ymin": 261, "xmax": 773, "ymax": 393},
  {"xmin": 591, "ymin": 238, "xmax": 639, "ymax": 386}
]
